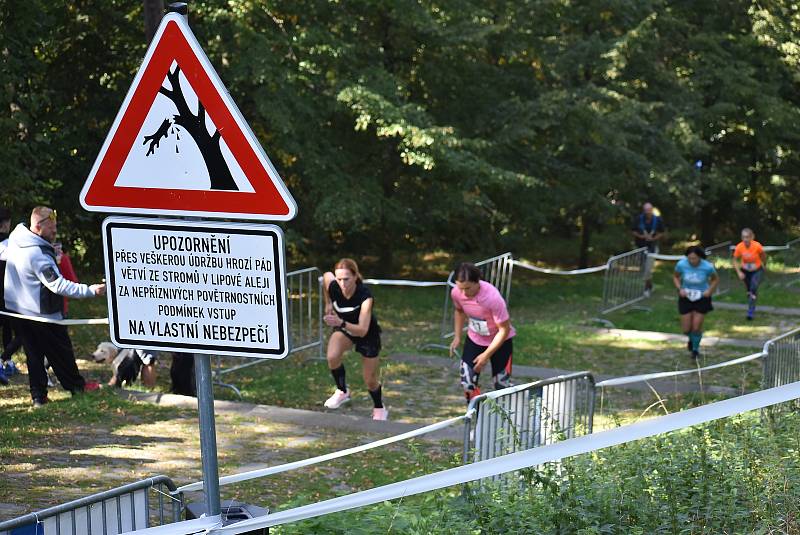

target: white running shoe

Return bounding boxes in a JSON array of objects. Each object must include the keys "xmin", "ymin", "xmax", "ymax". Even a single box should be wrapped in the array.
[
  {"xmin": 324, "ymin": 389, "xmax": 350, "ymax": 409},
  {"xmin": 372, "ymin": 407, "xmax": 389, "ymax": 421}
]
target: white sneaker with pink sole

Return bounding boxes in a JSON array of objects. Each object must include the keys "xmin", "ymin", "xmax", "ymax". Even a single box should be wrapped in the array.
[{"xmin": 323, "ymin": 389, "xmax": 350, "ymax": 409}]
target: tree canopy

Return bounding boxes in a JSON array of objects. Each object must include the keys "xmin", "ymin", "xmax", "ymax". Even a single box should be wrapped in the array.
[{"xmin": 2, "ymin": 0, "xmax": 799, "ymax": 271}]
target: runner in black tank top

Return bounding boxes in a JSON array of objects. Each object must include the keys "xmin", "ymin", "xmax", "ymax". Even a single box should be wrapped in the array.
[{"xmin": 322, "ymin": 258, "xmax": 387, "ymax": 420}]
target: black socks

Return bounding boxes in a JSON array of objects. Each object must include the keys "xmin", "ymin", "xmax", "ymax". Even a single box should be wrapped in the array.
[
  {"xmin": 331, "ymin": 365, "xmax": 383, "ymax": 408},
  {"xmin": 368, "ymin": 385, "xmax": 384, "ymax": 408},
  {"xmin": 331, "ymin": 365, "xmax": 347, "ymax": 392}
]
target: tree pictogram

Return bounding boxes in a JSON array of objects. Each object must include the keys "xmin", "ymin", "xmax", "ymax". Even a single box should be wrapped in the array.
[{"xmin": 142, "ymin": 65, "xmax": 238, "ymax": 190}]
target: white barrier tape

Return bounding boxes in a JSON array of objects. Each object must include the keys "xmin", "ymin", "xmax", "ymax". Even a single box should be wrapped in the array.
[
  {"xmin": 177, "ymin": 413, "xmax": 471, "ymax": 493},
  {"xmin": 648, "ymin": 253, "xmax": 684, "ymax": 261},
  {"xmin": 122, "ymin": 514, "xmax": 222, "ymax": 535},
  {"xmin": 658, "ymin": 245, "xmax": 789, "ymax": 259},
  {"xmin": 0, "ymin": 310, "xmax": 109, "ymax": 326},
  {"xmin": 214, "ymin": 381, "xmax": 800, "ymax": 533},
  {"xmin": 362, "ymin": 278, "xmax": 449, "ymax": 287},
  {"xmin": 595, "ymin": 351, "xmax": 765, "ymax": 388},
  {"xmin": 736, "ymin": 245, "xmax": 789, "ymax": 252},
  {"xmin": 512, "ymin": 259, "xmax": 607, "ymax": 275},
  {"xmin": 318, "ymin": 276, "xmax": 449, "ymax": 287}
]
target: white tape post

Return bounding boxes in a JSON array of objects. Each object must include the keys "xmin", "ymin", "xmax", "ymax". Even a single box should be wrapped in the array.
[
  {"xmin": 177, "ymin": 414, "xmax": 470, "ymax": 493},
  {"xmin": 512, "ymin": 259, "xmax": 607, "ymax": 275},
  {"xmin": 596, "ymin": 351, "xmax": 765, "ymax": 387},
  {"xmin": 214, "ymin": 382, "xmax": 800, "ymax": 533},
  {"xmin": 0, "ymin": 310, "xmax": 109, "ymax": 326}
]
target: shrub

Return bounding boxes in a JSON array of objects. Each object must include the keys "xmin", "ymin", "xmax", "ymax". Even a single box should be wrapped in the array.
[{"xmin": 275, "ymin": 408, "xmax": 800, "ymax": 534}]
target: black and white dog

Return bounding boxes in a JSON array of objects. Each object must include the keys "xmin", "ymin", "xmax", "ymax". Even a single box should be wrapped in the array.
[{"xmin": 92, "ymin": 342, "xmax": 157, "ymax": 387}]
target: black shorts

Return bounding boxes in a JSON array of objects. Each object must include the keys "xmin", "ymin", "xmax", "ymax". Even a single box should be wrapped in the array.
[
  {"xmin": 678, "ymin": 296, "xmax": 713, "ymax": 315},
  {"xmin": 462, "ymin": 336, "xmax": 513, "ymax": 376},
  {"xmin": 335, "ymin": 326, "xmax": 382, "ymax": 358}
]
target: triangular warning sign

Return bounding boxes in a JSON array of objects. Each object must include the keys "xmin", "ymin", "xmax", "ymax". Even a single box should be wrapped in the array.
[{"xmin": 80, "ymin": 13, "xmax": 297, "ymax": 221}]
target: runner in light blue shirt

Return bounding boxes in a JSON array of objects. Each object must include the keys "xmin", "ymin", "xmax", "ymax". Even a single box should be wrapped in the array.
[{"xmin": 673, "ymin": 245, "xmax": 719, "ymax": 360}]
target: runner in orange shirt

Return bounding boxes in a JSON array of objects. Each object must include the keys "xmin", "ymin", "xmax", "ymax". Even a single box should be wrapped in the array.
[{"xmin": 732, "ymin": 228, "xmax": 767, "ymax": 321}]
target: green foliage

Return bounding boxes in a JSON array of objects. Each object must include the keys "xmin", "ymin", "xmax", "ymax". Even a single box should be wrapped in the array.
[
  {"xmin": 274, "ymin": 409, "xmax": 800, "ymax": 533},
  {"xmin": 2, "ymin": 1, "xmax": 799, "ymax": 271}
]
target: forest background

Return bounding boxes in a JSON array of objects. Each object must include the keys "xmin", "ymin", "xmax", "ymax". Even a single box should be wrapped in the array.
[{"xmin": 2, "ymin": 0, "xmax": 800, "ymax": 274}]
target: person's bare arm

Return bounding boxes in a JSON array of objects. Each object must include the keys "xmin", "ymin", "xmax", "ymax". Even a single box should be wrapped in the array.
[
  {"xmin": 339, "ymin": 297, "xmax": 373, "ymax": 337},
  {"xmin": 673, "ymin": 272, "xmax": 687, "ymax": 298},
  {"xmin": 322, "ymin": 272, "xmax": 335, "ymax": 315},
  {"xmin": 733, "ymin": 255, "xmax": 744, "ymax": 279},
  {"xmin": 704, "ymin": 273, "xmax": 719, "ymax": 297},
  {"xmin": 450, "ymin": 308, "xmax": 466, "ymax": 356},
  {"xmin": 473, "ymin": 320, "xmax": 511, "ymax": 373}
]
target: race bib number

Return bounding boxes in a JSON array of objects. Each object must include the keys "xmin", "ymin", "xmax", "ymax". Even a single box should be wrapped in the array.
[
  {"xmin": 468, "ymin": 316, "xmax": 490, "ymax": 336},
  {"xmin": 686, "ymin": 289, "xmax": 703, "ymax": 302},
  {"xmin": 744, "ymin": 262, "xmax": 757, "ymax": 271}
]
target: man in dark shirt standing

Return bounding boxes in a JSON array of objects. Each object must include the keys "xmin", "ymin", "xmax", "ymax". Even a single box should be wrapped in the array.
[{"xmin": 631, "ymin": 202, "xmax": 665, "ymax": 297}]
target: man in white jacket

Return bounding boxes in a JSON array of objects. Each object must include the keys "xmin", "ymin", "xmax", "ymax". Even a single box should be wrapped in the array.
[{"xmin": 3, "ymin": 206, "xmax": 106, "ymax": 406}]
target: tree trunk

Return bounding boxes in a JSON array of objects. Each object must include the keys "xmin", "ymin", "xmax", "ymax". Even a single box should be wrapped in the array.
[
  {"xmin": 162, "ymin": 68, "xmax": 238, "ymax": 190},
  {"xmin": 697, "ymin": 161, "xmax": 715, "ymax": 245},
  {"xmin": 699, "ymin": 203, "xmax": 715, "ymax": 246},
  {"xmin": 192, "ymin": 129, "xmax": 237, "ymax": 191},
  {"xmin": 578, "ymin": 215, "xmax": 591, "ymax": 269},
  {"xmin": 143, "ymin": 0, "xmax": 164, "ymax": 44}
]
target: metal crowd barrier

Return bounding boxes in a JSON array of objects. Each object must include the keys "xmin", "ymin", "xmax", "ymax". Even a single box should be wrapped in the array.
[
  {"xmin": 462, "ymin": 373, "xmax": 595, "ymax": 483},
  {"xmin": 775, "ymin": 237, "xmax": 800, "ymax": 288},
  {"xmin": 600, "ymin": 247, "xmax": 648, "ymax": 315},
  {"xmin": 762, "ymin": 327, "xmax": 800, "ymax": 391},
  {"xmin": 705, "ymin": 240, "xmax": 732, "ymax": 296},
  {"xmin": 0, "ymin": 475, "xmax": 183, "ymax": 535},
  {"xmin": 214, "ymin": 267, "xmax": 323, "ymax": 397},
  {"xmin": 439, "ymin": 252, "xmax": 514, "ymax": 340}
]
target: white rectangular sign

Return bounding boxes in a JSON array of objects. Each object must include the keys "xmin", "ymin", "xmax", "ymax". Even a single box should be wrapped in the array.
[{"xmin": 102, "ymin": 217, "xmax": 288, "ymax": 358}]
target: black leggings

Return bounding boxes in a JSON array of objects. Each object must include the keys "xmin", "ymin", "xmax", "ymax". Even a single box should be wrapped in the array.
[
  {"xmin": 743, "ymin": 268, "xmax": 763, "ymax": 295},
  {"xmin": 460, "ymin": 337, "xmax": 513, "ymax": 399}
]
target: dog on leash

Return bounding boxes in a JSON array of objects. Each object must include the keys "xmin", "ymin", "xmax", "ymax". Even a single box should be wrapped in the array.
[{"xmin": 92, "ymin": 342, "xmax": 157, "ymax": 388}]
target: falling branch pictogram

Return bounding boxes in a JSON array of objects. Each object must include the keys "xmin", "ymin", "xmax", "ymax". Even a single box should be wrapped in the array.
[{"xmin": 142, "ymin": 65, "xmax": 238, "ymax": 190}]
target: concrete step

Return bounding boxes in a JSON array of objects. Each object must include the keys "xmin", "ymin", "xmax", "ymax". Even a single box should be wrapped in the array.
[
  {"xmin": 119, "ymin": 390, "xmax": 463, "ymax": 441},
  {"xmin": 389, "ymin": 353, "xmax": 740, "ymax": 396}
]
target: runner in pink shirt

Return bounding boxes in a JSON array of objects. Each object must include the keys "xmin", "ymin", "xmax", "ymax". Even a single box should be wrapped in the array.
[{"xmin": 449, "ymin": 262, "xmax": 515, "ymax": 402}]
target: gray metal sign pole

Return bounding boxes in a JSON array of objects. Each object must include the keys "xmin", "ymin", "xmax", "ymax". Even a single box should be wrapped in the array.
[
  {"xmin": 165, "ymin": 1, "xmax": 222, "ymax": 518},
  {"xmin": 194, "ymin": 353, "xmax": 222, "ymax": 516}
]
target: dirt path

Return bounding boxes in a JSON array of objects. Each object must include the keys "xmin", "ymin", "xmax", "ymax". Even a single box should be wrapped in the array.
[
  {"xmin": 0, "ymin": 389, "xmax": 460, "ymax": 519},
  {"xmin": 583, "ymin": 327, "xmax": 765, "ymax": 348},
  {"xmin": 713, "ymin": 302, "xmax": 800, "ymax": 316}
]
